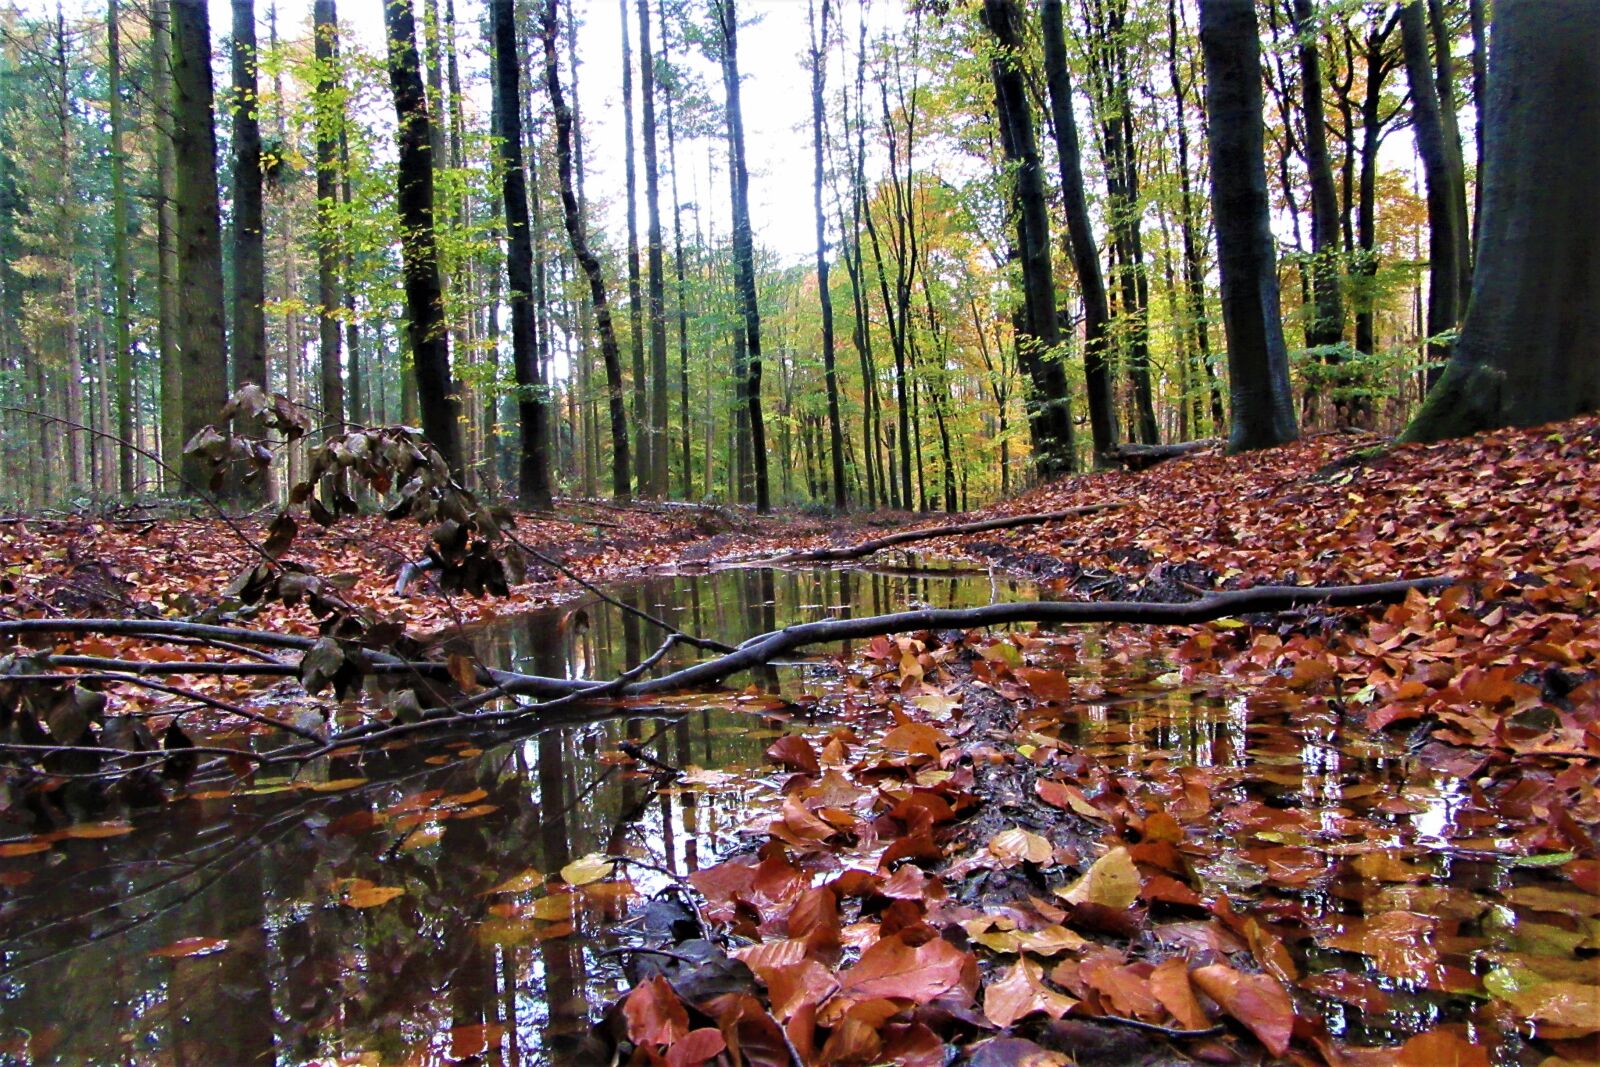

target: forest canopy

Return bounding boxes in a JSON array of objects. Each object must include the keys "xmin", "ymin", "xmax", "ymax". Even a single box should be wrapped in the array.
[{"xmin": 0, "ymin": 0, "xmax": 1586, "ymax": 513}]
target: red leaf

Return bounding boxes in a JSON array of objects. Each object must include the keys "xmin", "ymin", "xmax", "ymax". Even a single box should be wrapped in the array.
[
  {"xmin": 837, "ymin": 930, "xmax": 970, "ymax": 1004},
  {"xmin": 766, "ymin": 734, "xmax": 821, "ymax": 776},
  {"xmin": 665, "ymin": 1027, "xmax": 727, "ymax": 1067},
  {"xmin": 624, "ymin": 976, "xmax": 689, "ymax": 1048},
  {"xmin": 1191, "ymin": 964, "xmax": 1294, "ymax": 1056}
]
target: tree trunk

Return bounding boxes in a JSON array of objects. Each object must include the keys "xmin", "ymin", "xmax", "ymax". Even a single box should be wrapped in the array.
[
  {"xmin": 620, "ymin": 0, "xmax": 648, "ymax": 493},
  {"xmin": 1198, "ymin": 0, "xmax": 1298, "ymax": 452},
  {"xmin": 108, "ymin": 0, "xmax": 136, "ymax": 495},
  {"xmin": 1403, "ymin": 0, "xmax": 1600, "ymax": 442},
  {"xmin": 153, "ymin": 0, "xmax": 183, "ymax": 491},
  {"xmin": 980, "ymin": 0, "xmax": 1075, "ymax": 476},
  {"xmin": 488, "ymin": 0, "xmax": 553, "ymax": 507},
  {"xmin": 313, "ymin": 0, "xmax": 345, "ymax": 494},
  {"xmin": 171, "ymin": 0, "xmax": 230, "ymax": 489},
  {"xmin": 661, "ymin": 5, "xmax": 693, "ymax": 500},
  {"xmin": 1400, "ymin": 1, "xmax": 1463, "ymax": 390},
  {"xmin": 715, "ymin": 0, "xmax": 770, "ymax": 512},
  {"xmin": 1290, "ymin": 0, "xmax": 1353, "ymax": 426},
  {"xmin": 810, "ymin": 0, "xmax": 846, "ymax": 509},
  {"xmin": 1041, "ymin": 0, "xmax": 1116, "ymax": 459},
  {"xmin": 539, "ymin": 0, "xmax": 630, "ymax": 499},
  {"xmin": 231, "ymin": 0, "xmax": 268, "ymax": 503},
  {"xmin": 638, "ymin": 0, "xmax": 670, "ymax": 498},
  {"xmin": 382, "ymin": 0, "xmax": 463, "ymax": 473}
]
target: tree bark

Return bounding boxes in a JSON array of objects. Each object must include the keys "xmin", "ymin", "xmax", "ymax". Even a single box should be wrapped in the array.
[
  {"xmin": 171, "ymin": 0, "xmax": 230, "ymax": 489},
  {"xmin": 313, "ymin": 1, "xmax": 346, "ymax": 484},
  {"xmin": 1403, "ymin": 0, "xmax": 1600, "ymax": 442},
  {"xmin": 638, "ymin": 0, "xmax": 670, "ymax": 498},
  {"xmin": 108, "ymin": 0, "xmax": 136, "ymax": 495},
  {"xmin": 620, "ymin": 0, "xmax": 649, "ymax": 493},
  {"xmin": 490, "ymin": 0, "xmax": 553, "ymax": 507},
  {"xmin": 1198, "ymin": 0, "xmax": 1298, "ymax": 452},
  {"xmin": 153, "ymin": 0, "xmax": 183, "ymax": 492},
  {"xmin": 1041, "ymin": 0, "xmax": 1117, "ymax": 459},
  {"xmin": 810, "ymin": 0, "xmax": 847, "ymax": 509},
  {"xmin": 1400, "ymin": 1, "xmax": 1463, "ymax": 390},
  {"xmin": 231, "ymin": 0, "xmax": 268, "ymax": 503},
  {"xmin": 715, "ymin": 0, "xmax": 770, "ymax": 512},
  {"xmin": 980, "ymin": 0, "xmax": 1075, "ymax": 476},
  {"xmin": 382, "ymin": 0, "xmax": 463, "ymax": 473},
  {"xmin": 539, "ymin": 0, "xmax": 631, "ymax": 499},
  {"xmin": 1290, "ymin": 0, "xmax": 1352, "ymax": 426}
]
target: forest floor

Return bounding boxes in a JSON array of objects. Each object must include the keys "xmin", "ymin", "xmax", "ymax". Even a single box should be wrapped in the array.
[{"xmin": 3, "ymin": 416, "xmax": 1600, "ymax": 1065}]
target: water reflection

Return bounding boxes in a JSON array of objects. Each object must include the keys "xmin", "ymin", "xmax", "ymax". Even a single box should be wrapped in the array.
[{"xmin": 0, "ymin": 566, "xmax": 1033, "ymax": 1065}]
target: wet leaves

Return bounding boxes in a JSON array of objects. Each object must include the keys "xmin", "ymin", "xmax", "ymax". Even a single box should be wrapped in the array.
[{"xmin": 558, "ymin": 853, "xmax": 614, "ymax": 886}]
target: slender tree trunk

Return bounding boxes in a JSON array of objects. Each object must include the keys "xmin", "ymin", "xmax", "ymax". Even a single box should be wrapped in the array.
[
  {"xmin": 1167, "ymin": 0, "xmax": 1224, "ymax": 432},
  {"xmin": 1042, "ymin": 0, "xmax": 1116, "ymax": 458},
  {"xmin": 1466, "ymin": 0, "xmax": 1486, "ymax": 255},
  {"xmin": 171, "ymin": 0, "xmax": 230, "ymax": 489},
  {"xmin": 620, "ymin": 0, "xmax": 649, "ymax": 493},
  {"xmin": 1401, "ymin": 1, "xmax": 1463, "ymax": 390},
  {"xmin": 490, "ymin": 0, "xmax": 552, "ymax": 506},
  {"xmin": 981, "ymin": 0, "xmax": 1075, "ymax": 475},
  {"xmin": 808, "ymin": 0, "xmax": 846, "ymax": 508},
  {"xmin": 153, "ymin": 0, "xmax": 183, "ymax": 490},
  {"xmin": 231, "ymin": 0, "xmax": 267, "ymax": 502},
  {"xmin": 661, "ymin": 5, "xmax": 693, "ymax": 499},
  {"xmin": 1198, "ymin": 0, "xmax": 1298, "ymax": 452},
  {"xmin": 540, "ymin": 0, "xmax": 630, "ymax": 499},
  {"xmin": 715, "ymin": 0, "xmax": 770, "ymax": 512},
  {"xmin": 383, "ymin": 0, "xmax": 463, "ymax": 472},
  {"xmin": 313, "ymin": 0, "xmax": 345, "ymax": 489},
  {"xmin": 52, "ymin": 5, "xmax": 86, "ymax": 491},
  {"xmin": 108, "ymin": 0, "xmax": 136, "ymax": 494},
  {"xmin": 1290, "ymin": 0, "xmax": 1354, "ymax": 426},
  {"xmin": 1427, "ymin": 0, "xmax": 1472, "ymax": 296},
  {"xmin": 638, "ymin": 0, "xmax": 670, "ymax": 497},
  {"xmin": 339, "ymin": 127, "xmax": 362, "ymax": 431}
]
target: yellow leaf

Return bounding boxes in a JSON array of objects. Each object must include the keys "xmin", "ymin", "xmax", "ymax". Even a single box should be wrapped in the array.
[
  {"xmin": 560, "ymin": 853, "xmax": 615, "ymax": 886},
  {"xmin": 342, "ymin": 885, "xmax": 405, "ymax": 908},
  {"xmin": 1057, "ymin": 846, "xmax": 1141, "ymax": 910},
  {"xmin": 307, "ymin": 778, "xmax": 370, "ymax": 792}
]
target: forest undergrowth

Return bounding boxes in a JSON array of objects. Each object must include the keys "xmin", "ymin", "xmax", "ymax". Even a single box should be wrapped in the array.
[{"xmin": 3, "ymin": 416, "xmax": 1599, "ymax": 1065}]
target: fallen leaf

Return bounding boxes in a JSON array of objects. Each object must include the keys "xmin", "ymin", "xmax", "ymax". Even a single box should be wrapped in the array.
[
  {"xmin": 148, "ymin": 937, "xmax": 229, "ymax": 959},
  {"xmin": 1058, "ymin": 847, "xmax": 1141, "ymax": 910},
  {"xmin": 560, "ymin": 853, "xmax": 615, "ymax": 886},
  {"xmin": 989, "ymin": 827, "xmax": 1054, "ymax": 867},
  {"xmin": 341, "ymin": 884, "xmax": 405, "ymax": 908},
  {"xmin": 624, "ymin": 976, "xmax": 690, "ymax": 1047},
  {"xmin": 1190, "ymin": 964, "xmax": 1293, "ymax": 1056},
  {"xmin": 984, "ymin": 958, "xmax": 1077, "ymax": 1028}
]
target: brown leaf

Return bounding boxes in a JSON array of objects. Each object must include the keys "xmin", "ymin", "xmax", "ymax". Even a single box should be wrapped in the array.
[
  {"xmin": 1148, "ymin": 958, "xmax": 1211, "ymax": 1031},
  {"xmin": 837, "ymin": 931, "xmax": 970, "ymax": 1004},
  {"xmin": 1395, "ymin": 1028, "xmax": 1491, "ymax": 1067},
  {"xmin": 1190, "ymin": 964, "xmax": 1294, "ymax": 1056},
  {"xmin": 624, "ymin": 976, "xmax": 690, "ymax": 1048},
  {"xmin": 983, "ymin": 958, "xmax": 1078, "ymax": 1029},
  {"xmin": 766, "ymin": 734, "xmax": 821, "ymax": 776}
]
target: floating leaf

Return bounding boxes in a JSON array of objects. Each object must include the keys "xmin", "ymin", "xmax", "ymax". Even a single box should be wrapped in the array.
[
  {"xmin": 62, "ymin": 821, "xmax": 135, "ymax": 840},
  {"xmin": 149, "ymin": 937, "xmax": 229, "ymax": 959},
  {"xmin": 559, "ymin": 853, "xmax": 615, "ymax": 886},
  {"xmin": 342, "ymin": 884, "xmax": 405, "ymax": 908},
  {"xmin": 0, "ymin": 841, "xmax": 52, "ymax": 858}
]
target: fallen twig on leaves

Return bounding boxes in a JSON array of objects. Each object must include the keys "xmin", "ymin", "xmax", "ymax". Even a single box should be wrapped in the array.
[{"xmin": 726, "ymin": 503, "xmax": 1121, "ymax": 565}]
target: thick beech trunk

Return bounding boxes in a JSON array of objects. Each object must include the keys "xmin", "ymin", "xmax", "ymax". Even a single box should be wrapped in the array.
[
  {"xmin": 171, "ymin": 0, "xmax": 230, "ymax": 489},
  {"xmin": 1199, "ymin": 0, "xmax": 1298, "ymax": 452},
  {"xmin": 313, "ymin": 1, "xmax": 346, "ymax": 480},
  {"xmin": 1404, "ymin": 0, "xmax": 1600, "ymax": 442}
]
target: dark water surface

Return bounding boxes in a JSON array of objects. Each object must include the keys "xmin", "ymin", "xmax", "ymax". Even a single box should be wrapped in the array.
[
  {"xmin": 0, "ymin": 567, "xmax": 1583, "ymax": 1064},
  {"xmin": 0, "ymin": 566, "xmax": 1034, "ymax": 1065}
]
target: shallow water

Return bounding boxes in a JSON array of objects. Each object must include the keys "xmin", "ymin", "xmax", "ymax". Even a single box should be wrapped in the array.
[
  {"xmin": 0, "ymin": 567, "xmax": 1588, "ymax": 1064},
  {"xmin": 0, "ymin": 566, "xmax": 1035, "ymax": 1065}
]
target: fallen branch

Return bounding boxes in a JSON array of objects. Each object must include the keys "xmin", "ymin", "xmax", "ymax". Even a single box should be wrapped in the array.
[
  {"xmin": 1101, "ymin": 439, "xmax": 1218, "ymax": 470},
  {"xmin": 732, "ymin": 503, "xmax": 1120, "ymax": 565}
]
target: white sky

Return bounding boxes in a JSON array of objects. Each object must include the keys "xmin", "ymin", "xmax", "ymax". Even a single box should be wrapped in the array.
[{"xmin": 246, "ymin": 0, "xmax": 862, "ymax": 264}]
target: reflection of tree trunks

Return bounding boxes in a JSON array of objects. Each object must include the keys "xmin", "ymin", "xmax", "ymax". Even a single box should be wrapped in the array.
[
  {"xmin": 537, "ymin": 730, "xmax": 582, "ymax": 1037},
  {"xmin": 170, "ymin": 857, "xmax": 276, "ymax": 1066}
]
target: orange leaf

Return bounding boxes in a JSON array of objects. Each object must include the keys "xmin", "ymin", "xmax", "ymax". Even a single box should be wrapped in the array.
[
  {"xmin": 766, "ymin": 734, "xmax": 821, "ymax": 776},
  {"xmin": 1395, "ymin": 1028, "xmax": 1490, "ymax": 1067},
  {"xmin": 1149, "ymin": 958, "xmax": 1210, "ymax": 1031},
  {"xmin": 984, "ymin": 958, "xmax": 1078, "ymax": 1029},
  {"xmin": 1191, "ymin": 964, "xmax": 1293, "ymax": 1056},
  {"xmin": 148, "ymin": 936, "xmax": 229, "ymax": 959},
  {"xmin": 624, "ymin": 976, "xmax": 690, "ymax": 1048},
  {"xmin": 837, "ymin": 931, "xmax": 970, "ymax": 1005}
]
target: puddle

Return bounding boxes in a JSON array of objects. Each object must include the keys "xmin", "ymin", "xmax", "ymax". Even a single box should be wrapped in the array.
[
  {"xmin": 0, "ymin": 569, "xmax": 1590, "ymax": 1063},
  {"xmin": 0, "ymin": 566, "xmax": 1034, "ymax": 1065}
]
